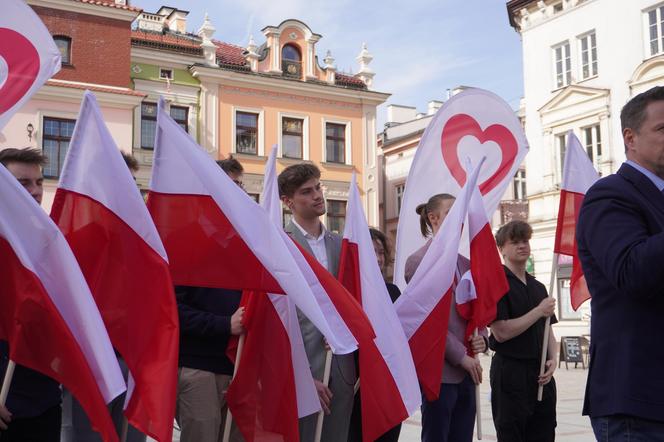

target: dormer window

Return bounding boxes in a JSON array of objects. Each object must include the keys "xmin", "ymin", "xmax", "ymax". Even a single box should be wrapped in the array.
[
  {"xmin": 281, "ymin": 44, "xmax": 302, "ymax": 78},
  {"xmin": 54, "ymin": 36, "xmax": 71, "ymax": 65}
]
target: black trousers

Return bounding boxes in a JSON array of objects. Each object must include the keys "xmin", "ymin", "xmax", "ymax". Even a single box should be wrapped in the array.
[
  {"xmin": 1, "ymin": 403, "xmax": 61, "ymax": 442},
  {"xmin": 421, "ymin": 376, "xmax": 477, "ymax": 442},
  {"xmin": 490, "ymin": 354, "xmax": 556, "ymax": 442}
]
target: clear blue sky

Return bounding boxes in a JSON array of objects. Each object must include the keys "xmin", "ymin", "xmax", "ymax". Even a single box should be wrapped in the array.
[{"xmin": 133, "ymin": 0, "xmax": 524, "ymax": 130}]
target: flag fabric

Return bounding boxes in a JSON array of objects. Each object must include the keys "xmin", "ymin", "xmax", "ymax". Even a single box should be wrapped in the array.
[
  {"xmin": 147, "ymin": 98, "xmax": 358, "ymax": 356},
  {"xmin": 553, "ymin": 131, "xmax": 599, "ymax": 311},
  {"xmin": 338, "ymin": 173, "xmax": 420, "ymax": 442},
  {"xmin": 455, "ymin": 184, "xmax": 509, "ymax": 342},
  {"xmin": 50, "ymin": 91, "xmax": 179, "ymax": 442},
  {"xmin": 394, "ymin": 159, "xmax": 484, "ymax": 401},
  {"xmin": 0, "ymin": 165, "xmax": 124, "ymax": 442},
  {"xmin": 393, "ymin": 88, "xmax": 528, "ymax": 289},
  {"xmin": 0, "ymin": 0, "xmax": 61, "ymax": 130},
  {"xmin": 226, "ymin": 146, "xmax": 319, "ymax": 442}
]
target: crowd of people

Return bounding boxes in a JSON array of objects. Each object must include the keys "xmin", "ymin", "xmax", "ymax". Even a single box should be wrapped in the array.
[{"xmin": 0, "ymin": 86, "xmax": 663, "ymax": 442}]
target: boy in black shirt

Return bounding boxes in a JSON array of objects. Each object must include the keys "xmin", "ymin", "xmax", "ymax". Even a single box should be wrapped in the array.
[{"xmin": 489, "ymin": 220, "xmax": 558, "ymax": 442}]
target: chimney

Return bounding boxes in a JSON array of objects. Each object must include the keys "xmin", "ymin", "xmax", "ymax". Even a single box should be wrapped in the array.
[
  {"xmin": 386, "ymin": 104, "xmax": 417, "ymax": 124},
  {"xmin": 427, "ymin": 100, "xmax": 444, "ymax": 115}
]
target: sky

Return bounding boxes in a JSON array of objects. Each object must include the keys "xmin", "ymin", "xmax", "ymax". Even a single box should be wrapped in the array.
[{"xmin": 133, "ymin": 0, "xmax": 524, "ymax": 130}]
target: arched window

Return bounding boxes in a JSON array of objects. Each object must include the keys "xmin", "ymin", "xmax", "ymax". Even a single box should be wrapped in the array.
[
  {"xmin": 281, "ymin": 44, "xmax": 302, "ymax": 78},
  {"xmin": 282, "ymin": 44, "xmax": 301, "ymax": 61},
  {"xmin": 54, "ymin": 36, "xmax": 72, "ymax": 65}
]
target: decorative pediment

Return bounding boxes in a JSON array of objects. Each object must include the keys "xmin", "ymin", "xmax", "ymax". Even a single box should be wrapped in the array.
[
  {"xmin": 539, "ymin": 85, "xmax": 610, "ymax": 128},
  {"xmin": 629, "ymin": 55, "xmax": 664, "ymax": 94}
]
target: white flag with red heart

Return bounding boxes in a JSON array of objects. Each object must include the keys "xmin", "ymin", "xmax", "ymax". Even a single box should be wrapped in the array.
[
  {"xmin": 394, "ymin": 88, "xmax": 528, "ymax": 289},
  {"xmin": 0, "ymin": 0, "xmax": 61, "ymax": 131}
]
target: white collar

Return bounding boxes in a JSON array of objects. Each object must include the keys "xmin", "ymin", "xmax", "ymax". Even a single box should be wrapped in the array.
[{"xmin": 292, "ymin": 217, "xmax": 326, "ymax": 241}]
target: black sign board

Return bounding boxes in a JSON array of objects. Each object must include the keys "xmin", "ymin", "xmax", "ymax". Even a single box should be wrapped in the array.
[{"xmin": 561, "ymin": 336, "xmax": 584, "ymax": 363}]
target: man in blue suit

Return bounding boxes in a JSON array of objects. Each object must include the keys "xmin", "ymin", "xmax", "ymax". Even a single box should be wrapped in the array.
[{"xmin": 577, "ymin": 85, "xmax": 664, "ymax": 440}]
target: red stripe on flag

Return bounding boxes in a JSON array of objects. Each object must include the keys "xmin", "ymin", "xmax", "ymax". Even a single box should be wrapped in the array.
[
  {"xmin": 0, "ymin": 238, "xmax": 118, "ymax": 442},
  {"xmin": 146, "ymin": 192, "xmax": 283, "ymax": 293},
  {"xmin": 553, "ymin": 189, "xmax": 591, "ymax": 311},
  {"xmin": 338, "ymin": 239, "xmax": 409, "ymax": 442},
  {"xmin": 226, "ymin": 291, "xmax": 299, "ymax": 442},
  {"xmin": 51, "ymin": 189, "xmax": 179, "ymax": 442},
  {"xmin": 462, "ymin": 223, "xmax": 509, "ymax": 341},
  {"xmin": 338, "ymin": 240, "xmax": 362, "ymax": 304},
  {"xmin": 408, "ymin": 289, "xmax": 453, "ymax": 401}
]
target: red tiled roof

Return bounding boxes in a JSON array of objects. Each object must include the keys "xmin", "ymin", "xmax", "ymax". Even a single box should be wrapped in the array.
[
  {"xmin": 71, "ymin": 0, "xmax": 142, "ymax": 13},
  {"xmin": 335, "ymin": 73, "xmax": 366, "ymax": 89},
  {"xmin": 46, "ymin": 80, "xmax": 147, "ymax": 97},
  {"xmin": 131, "ymin": 30, "xmax": 201, "ymax": 49},
  {"xmin": 212, "ymin": 40, "xmax": 249, "ymax": 67}
]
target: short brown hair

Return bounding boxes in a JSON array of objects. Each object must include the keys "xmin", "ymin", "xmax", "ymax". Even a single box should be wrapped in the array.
[
  {"xmin": 278, "ymin": 163, "xmax": 321, "ymax": 197},
  {"xmin": 0, "ymin": 148, "xmax": 48, "ymax": 167},
  {"xmin": 121, "ymin": 152, "xmax": 139, "ymax": 172},
  {"xmin": 415, "ymin": 193, "xmax": 455, "ymax": 238},
  {"xmin": 216, "ymin": 155, "xmax": 244, "ymax": 176},
  {"xmin": 495, "ymin": 220, "xmax": 533, "ymax": 247}
]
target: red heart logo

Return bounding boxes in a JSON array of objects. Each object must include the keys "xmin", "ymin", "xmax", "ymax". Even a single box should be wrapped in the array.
[
  {"xmin": 441, "ymin": 113, "xmax": 518, "ymax": 195},
  {"xmin": 0, "ymin": 28, "xmax": 40, "ymax": 114}
]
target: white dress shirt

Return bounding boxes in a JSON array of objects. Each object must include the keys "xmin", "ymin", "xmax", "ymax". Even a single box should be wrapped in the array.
[{"xmin": 291, "ymin": 218, "xmax": 329, "ymax": 270}]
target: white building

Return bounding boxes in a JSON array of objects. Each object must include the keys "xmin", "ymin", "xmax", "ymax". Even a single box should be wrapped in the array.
[{"xmin": 507, "ymin": 0, "xmax": 664, "ymax": 336}]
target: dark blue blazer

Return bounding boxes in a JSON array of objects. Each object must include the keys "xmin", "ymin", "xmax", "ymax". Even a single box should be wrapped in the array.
[{"xmin": 577, "ymin": 163, "xmax": 664, "ymax": 422}]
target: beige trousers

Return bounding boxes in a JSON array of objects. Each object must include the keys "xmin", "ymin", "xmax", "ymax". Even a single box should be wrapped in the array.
[{"xmin": 176, "ymin": 367, "xmax": 243, "ymax": 442}]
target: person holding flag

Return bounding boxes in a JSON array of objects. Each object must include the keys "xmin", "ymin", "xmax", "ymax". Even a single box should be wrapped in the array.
[
  {"xmin": 489, "ymin": 220, "xmax": 557, "ymax": 442},
  {"xmin": 174, "ymin": 156, "xmax": 246, "ymax": 442},
  {"xmin": 278, "ymin": 163, "xmax": 356, "ymax": 442},
  {"xmin": 0, "ymin": 148, "xmax": 62, "ymax": 441},
  {"xmin": 403, "ymin": 193, "xmax": 488, "ymax": 442}
]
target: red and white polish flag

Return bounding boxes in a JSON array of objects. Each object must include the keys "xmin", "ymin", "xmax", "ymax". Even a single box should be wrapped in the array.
[
  {"xmin": 554, "ymin": 131, "xmax": 599, "ymax": 311},
  {"xmin": 338, "ymin": 173, "xmax": 420, "ymax": 442},
  {"xmin": 50, "ymin": 91, "xmax": 179, "ymax": 442},
  {"xmin": 456, "ymin": 183, "xmax": 509, "ymax": 341},
  {"xmin": 0, "ymin": 165, "xmax": 124, "ymax": 442},
  {"xmin": 147, "ymin": 98, "xmax": 358, "ymax": 356},
  {"xmin": 394, "ymin": 158, "xmax": 484, "ymax": 401},
  {"xmin": 226, "ymin": 146, "xmax": 320, "ymax": 442},
  {"xmin": 0, "ymin": 0, "xmax": 61, "ymax": 130}
]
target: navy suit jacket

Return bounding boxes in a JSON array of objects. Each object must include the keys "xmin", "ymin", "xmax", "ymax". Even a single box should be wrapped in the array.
[{"xmin": 577, "ymin": 163, "xmax": 664, "ymax": 421}]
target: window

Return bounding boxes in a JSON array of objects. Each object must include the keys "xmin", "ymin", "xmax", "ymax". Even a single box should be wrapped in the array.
[
  {"xmin": 553, "ymin": 2, "xmax": 563, "ymax": 13},
  {"xmin": 236, "ymin": 111, "xmax": 258, "ymax": 155},
  {"xmin": 42, "ymin": 117, "xmax": 76, "ymax": 178},
  {"xmin": 513, "ymin": 169, "xmax": 527, "ymax": 200},
  {"xmin": 54, "ymin": 36, "xmax": 71, "ymax": 65},
  {"xmin": 170, "ymin": 106, "xmax": 188, "ymax": 132},
  {"xmin": 396, "ymin": 183, "xmax": 405, "ymax": 214},
  {"xmin": 282, "ymin": 117, "xmax": 303, "ymax": 159},
  {"xmin": 556, "ymin": 133, "xmax": 567, "ymax": 181},
  {"xmin": 159, "ymin": 68, "xmax": 173, "ymax": 80},
  {"xmin": 579, "ymin": 32, "xmax": 597, "ymax": 79},
  {"xmin": 141, "ymin": 103, "xmax": 188, "ymax": 149},
  {"xmin": 583, "ymin": 124, "xmax": 602, "ymax": 165},
  {"xmin": 248, "ymin": 193, "xmax": 260, "ymax": 203},
  {"xmin": 326, "ymin": 200, "xmax": 347, "ymax": 235},
  {"xmin": 558, "ymin": 278, "xmax": 584, "ymax": 320},
  {"xmin": 325, "ymin": 123, "xmax": 346, "ymax": 163},
  {"xmin": 553, "ymin": 41, "xmax": 571, "ymax": 88},
  {"xmin": 282, "ymin": 44, "xmax": 302, "ymax": 78},
  {"xmin": 647, "ymin": 5, "xmax": 664, "ymax": 56}
]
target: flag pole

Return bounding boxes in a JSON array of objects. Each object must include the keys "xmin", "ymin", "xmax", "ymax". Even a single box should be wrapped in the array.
[
  {"xmin": 473, "ymin": 329, "xmax": 482, "ymax": 440},
  {"xmin": 537, "ymin": 252, "xmax": 558, "ymax": 401},
  {"xmin": 222, "ymin": 334, "xmax": 245, "ymax": 442},
  {"xmin": 120, "ymin": 417, "xmax": 128, "ymax": 442},
  {"xmin": 314, "ymin": 350, "xmax": 333, "ymax": 442},
  {"xmin": 0, "ymin": 360, "xmax": 15, "ymax": 406}
]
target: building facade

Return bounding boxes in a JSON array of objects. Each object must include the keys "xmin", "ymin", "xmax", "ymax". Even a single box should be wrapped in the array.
[
  {"xmin": 507, "ymin": 0, "xmax": 664, "ymax": 335},
  {"xmin": 130, "ymin": 12, "xmax": 390, "ymax": 231},
  {"xmin": 0, "ymin": 0, "xmax": 144, "ymax": 211}
]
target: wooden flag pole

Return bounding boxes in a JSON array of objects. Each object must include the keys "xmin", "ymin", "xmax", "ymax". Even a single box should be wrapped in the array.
[
  {"xmin": 314, "ymin": 350, "xmax": 333, "ymax": 442},
  {"xmin": 221, "ymin": 334, "xmax": 245, "ymax": 442},
  {"xmin": 120, "ymin": 417, "xmax": 129, "ymax": 442},
  {"xmin": 537, "ymin": 253, "xmax": 559, "ymax": 401},
  {"xmin": 0, "ymin": 360, "xmax": 16, "ymax": 406},
  {"xmin": 473, "ymin": 329, "xmax": 482, "ymax": 440}
]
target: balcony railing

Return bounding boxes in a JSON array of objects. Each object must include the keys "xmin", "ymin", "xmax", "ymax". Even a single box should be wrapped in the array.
[{"xmin": 282, "ymin": 60, "xmax": 302, "ymax": 79}]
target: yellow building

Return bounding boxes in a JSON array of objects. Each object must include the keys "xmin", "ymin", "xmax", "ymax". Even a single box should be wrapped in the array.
[{"xmin": 192, "ymin": 19, "xmax": 389, "ymax": 232}]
